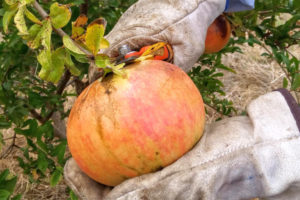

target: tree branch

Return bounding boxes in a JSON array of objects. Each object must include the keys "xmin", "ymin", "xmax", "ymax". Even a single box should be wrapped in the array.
[
  {"xmin": 32, "ymin": 1, "xmax": 92, "ymax": 56},
  {"xmin": 0, "ymin": 133, "xmax": 17, "ymax": 159},
  {"xmin": 30, "ymin": 109, "xmax": 44, "ymax": 123},
  {"xmin": 56, "ymin": 70, "xmax": 71, "ymax": 95},
  {"xmin": 80, "ymin": 0, "xmax": 89, "ymax": 15}
]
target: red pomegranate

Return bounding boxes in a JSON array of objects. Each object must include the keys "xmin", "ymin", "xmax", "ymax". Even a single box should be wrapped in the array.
[{"xmin": 67, "ymin": 60, "xmax": 205, "ymax": 186}]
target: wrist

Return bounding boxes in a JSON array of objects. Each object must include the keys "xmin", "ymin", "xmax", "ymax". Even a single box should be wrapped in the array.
[{"xmin": 224, "ymin": 0, "xmax": 255, "ymax": 12}]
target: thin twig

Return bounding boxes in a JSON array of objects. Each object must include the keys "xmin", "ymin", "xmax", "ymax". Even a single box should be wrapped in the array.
[
  {"xmin": 30, "ymin": 109, "xmax": 44, "ymax": 123},
  {"xmin": 80, "ymin": 0, "xmax": 89, "ymax": 15},
  {"xmin": 74, "ymin": 77, "xmax": 89, "ymax": 95},
  {"xmin": 204, "ymin": 103, "xmax": 233, "ymax": 118},
  {"xmin": 261, "ymin": 43, "xmax": 299, "ymax": 102},
  {"xmin": 0, "ymin": 133, "xmax": 17, "ymax": 159},
  {"xmin": 32, "ymin": 1, "xmax": 92, "ymax": 56},
  {"xmin": 56, "ymin": 70, "xmax": 71, "ymax": 95}
]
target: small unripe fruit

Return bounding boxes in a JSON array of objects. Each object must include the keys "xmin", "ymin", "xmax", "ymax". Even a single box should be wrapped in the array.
[
  {"xmin": 67, "ymin": 60, "xmax": 205, "ymax": 186},
  {"xmin": 204, "ymin": 15, "xmax": 231, "ymax": 54}
]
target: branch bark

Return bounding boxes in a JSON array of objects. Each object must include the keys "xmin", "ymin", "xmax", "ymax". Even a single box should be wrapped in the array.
[
  {"xmin": 80, "ymin": 0, "xmax": 89, "ymax": 15},
  {"xmin": 32, "ymin": 1, "xmax": 92, "ymax": 56}
]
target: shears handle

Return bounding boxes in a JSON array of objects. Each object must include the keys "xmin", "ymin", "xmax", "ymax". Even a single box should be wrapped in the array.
[{"xmin": 124, "ymin": 44, "xmax": 172, "ymax": 62}]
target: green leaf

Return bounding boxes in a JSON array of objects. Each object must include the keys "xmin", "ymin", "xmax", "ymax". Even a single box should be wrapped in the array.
[
  {"xmin": 0, "ymin": 189, "xmax": 10, "ymax": 200},
  {"xmin": 36, "ymin": 139, "xmax": 47, "ymax": 152},
  {"xmin": 291, "ymin": 73, "xmax": 300, "ymax": 90},
  {"xmin": 14, "ymin": 4, "xmax": 28, "ymax": 35},
  {"xmin": 11, "ymin": 194, "xmax": 22, "ymax": 200},
  {"xmin": 283, "ymin": 77, "xmax": 288, "ymax": 88},
  {"xmin": 0, "ymin": 170, "xmax": 9, "ymax": 183},
  {"xmin": 0, "ymin": 117, "xmax": 11, "ymax": 129},
  {"xmin": 49, "ymin": 3, "xmax": 71, "ymax": 29},
  {"xmin": 50, "ymin": 169, "xmax": 62, "ymax": 187},
  {"xmin": 216, "ymin": 64, "xmax": 236, "ymax": 73},
  {"xmin": 37, "ymin": 150, "xmax": 48, "ymax": 173},
  {"xmin": 53, "ymin": 140, "xmax": 66, "ymax": 165},
  {"xmin": 63, "ymin": 35, "xmax": 86, "ymax": 55},
  {"xmin": 69, "ymin": 190, "xmax": 78, "ymax": 200},
  {"xmin": 28, "ymin": 91, "xmax": 44, "ymax": 108},
  {"xmin": 85, "ymin": 22, "xmax": 105, "ymax": 55},
  {"xmin": 0, "ymin": 133, "xmax": 3, "ymax": 150},
  {"xmin": 24, "ymin": 8, "xmax": 41, "ymax": 25},
  {"xmin": 0, "ymin": 173, "xmax": 17, "ymax": 194},
  {"xmin": 3, "ymin": 4, "xmax": 18, "ymax": 34},
  {"xmin": 65, "ymin": 52, "xmax": 81, "ymax": 76},
  {"xmin": 95, "ymin": 54, "xmax": 110, "ymax": 68},
  {"xmin": 37, "ymin": 50, "xmax": 52, "ymax": 80}
]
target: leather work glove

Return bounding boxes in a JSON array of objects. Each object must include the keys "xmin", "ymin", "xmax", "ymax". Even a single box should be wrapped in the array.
[
  {"xmin": 65, "ymin": 88, "xmax": 300, "ymax": 200},
  {"xmin": 89, "ymin": 0, "xmax": 227, "ymax": 82},
  {"xmin": 89, "ymin": 0, "xmax": 255, "ymax": 82}
]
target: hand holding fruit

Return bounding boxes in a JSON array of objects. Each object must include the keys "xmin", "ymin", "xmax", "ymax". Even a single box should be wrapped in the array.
[
  {"xmin": 64, "ymin": 0, "xmax": 300, "ymax": 199},
  {"xmin": 88, "ymin": 0, "xmax": 227, "ymax": 83},
  {"xmin": 65, "ymin": 89, "xmax": 300, "ymax": 199}
]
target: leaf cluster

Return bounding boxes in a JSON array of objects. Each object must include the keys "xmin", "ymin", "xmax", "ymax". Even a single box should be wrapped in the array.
[
  {"xmin": 0, "ymin": 169, "xmax": 21, "ymax": 200},
  {"xmin": 228, "ymin": 0, "xmax": 300, "ymax": 93}
]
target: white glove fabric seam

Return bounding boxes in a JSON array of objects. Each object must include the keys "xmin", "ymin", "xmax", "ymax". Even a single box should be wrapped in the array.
[{"xmin": 108, "ymin": 0, "xmax": 209, "ymax": 52}]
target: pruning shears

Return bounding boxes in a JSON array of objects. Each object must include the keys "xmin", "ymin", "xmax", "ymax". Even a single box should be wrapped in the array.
[{"xmin": 115, "ymin": 42, "xmax": 173, "ymax": 65}]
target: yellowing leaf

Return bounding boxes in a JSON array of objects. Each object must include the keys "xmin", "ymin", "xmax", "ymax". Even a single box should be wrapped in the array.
[
  {"xmin": 26, "ymin": 24, "xmax": 42, "ymax": 49},
  {"xmin": 100, "ymin": 38, "xmax": 109, "ymax": 49},
  {"xmin": 38, "ymin": 48, "xmax": 65, "ymax": 83},
  {"xmin": 140, "ymin": 42, "xmax": 166, "ymax": 57},
  {"xmin": 63, "ymin": 35, "xmax": 85, "ymax": 55},
  {"xmin": 3, "ymin": 4, "xmax": 18, "ymax": 34},
  {"xmin": 71, "ymin": 15, "xmax": 88, "ymax": 39},
  {"xmin": 111, "ymin": 63, "xmax": 126, "ymax": 77},
  {"xmin": 41, "ymin": 19, "xmax": 52, "ymax": 51},
  {"xmin": 38, "ymin": 50, "xmax": 52, "ymax": 80},
  {"xmin": 25, "ymin": 0, "xmax": 34, "ymax": 4},
  {"xmin": 24, "ymin": 8, "xmax": 42, "ymax": 25},
  {"xmin": 49, "ymin": 2, "xmax": 71, "ymax": 29},
  {"xmin": 48, "ymin": 48, "xmax": 65, "ymax": 83},
  {"xmin": 4, "ymin": 0, "xmax": 17, "ymax": 5},
  {"xmin": 73, "ymin": 14, "xmax": 88, "ymax": 27},
  {"xmin": 71, "ymin": 26, "xmax": 85, "ymax": 39},
  {"xmin": 14, "ymin": 5, "xmax": 28, "ymax": 35},
  {"xmin": 85, "ymin": 23, "xmax": 105, "ymax": 55}
]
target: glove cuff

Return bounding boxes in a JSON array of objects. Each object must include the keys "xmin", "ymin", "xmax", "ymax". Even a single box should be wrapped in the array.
[
  {"xmin": 276, "ymin": 88, "xmax": 300, "ymax": 131},
  {"xmin": 224, "ymin": 0, "xmax": 255, "ymax": 12}
]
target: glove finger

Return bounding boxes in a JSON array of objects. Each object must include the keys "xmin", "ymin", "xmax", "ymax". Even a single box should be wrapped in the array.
[{"xmin": 64, "ymin": 158, "xmax": 112, "ymax": 199}]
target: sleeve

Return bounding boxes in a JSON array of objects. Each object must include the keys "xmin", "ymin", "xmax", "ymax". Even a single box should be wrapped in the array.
[{"xmin": 224, "ymin": 0, "xmax": 255, "ymax": 12}]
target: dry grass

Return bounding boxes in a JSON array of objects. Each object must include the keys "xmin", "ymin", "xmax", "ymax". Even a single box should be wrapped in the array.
[{"xmin": 1, "ymin": 43, "xmax": 299, "ymax": 199}]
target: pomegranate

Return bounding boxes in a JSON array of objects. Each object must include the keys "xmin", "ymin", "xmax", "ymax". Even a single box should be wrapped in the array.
[
  {"xmin": 205, "ymin": 15, "xmax": 231, "ymax": 54},
  {"xmin": 67, "ymin": 60, "xmax": 205, "ymax": 186}
]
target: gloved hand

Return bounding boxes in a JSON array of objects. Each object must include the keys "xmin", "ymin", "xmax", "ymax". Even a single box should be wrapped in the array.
[
  {"xmin": 65, "ymin": 88, "xmax": 300, "ymax": 200},
  {"xmin": 88, "ymin": 0, "xmax": 226, "ymax": 82}
]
